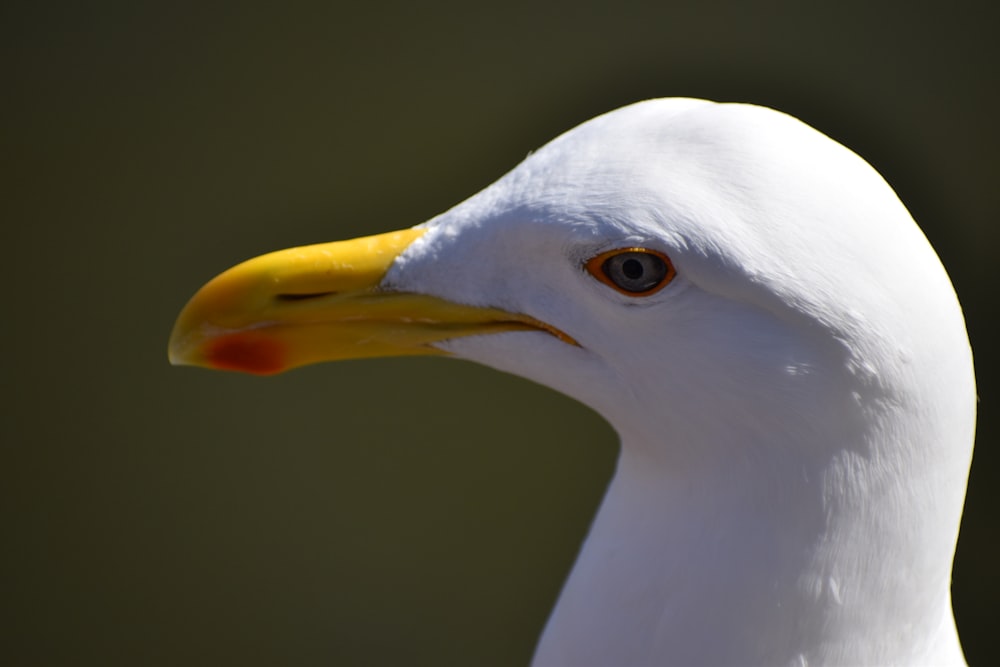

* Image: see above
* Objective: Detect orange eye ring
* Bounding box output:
[585,248,676,296]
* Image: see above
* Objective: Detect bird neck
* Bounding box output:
[532,429,966,666]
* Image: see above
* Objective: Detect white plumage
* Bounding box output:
[171,98,976,665]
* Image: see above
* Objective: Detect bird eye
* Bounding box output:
[585,248,675,296]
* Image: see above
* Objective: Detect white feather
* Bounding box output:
[385,99,975,666]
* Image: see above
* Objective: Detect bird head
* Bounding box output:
[170,98,971,473]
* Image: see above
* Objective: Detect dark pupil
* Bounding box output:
[622,258,644,279]
[602,251,667,293]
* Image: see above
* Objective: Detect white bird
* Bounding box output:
[169,98,976,666]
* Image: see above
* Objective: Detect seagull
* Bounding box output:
[169,98,976,666]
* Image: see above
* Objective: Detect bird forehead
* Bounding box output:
[396,99,922,334]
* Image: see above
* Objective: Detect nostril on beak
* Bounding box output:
[275,292,337,302]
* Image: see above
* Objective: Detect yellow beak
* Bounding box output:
[168,227,574,375]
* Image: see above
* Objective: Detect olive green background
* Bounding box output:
[4,1,997,665]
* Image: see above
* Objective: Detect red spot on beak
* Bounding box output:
[206,333,286,375]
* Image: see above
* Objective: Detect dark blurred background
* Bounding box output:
[3,1,997,665]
